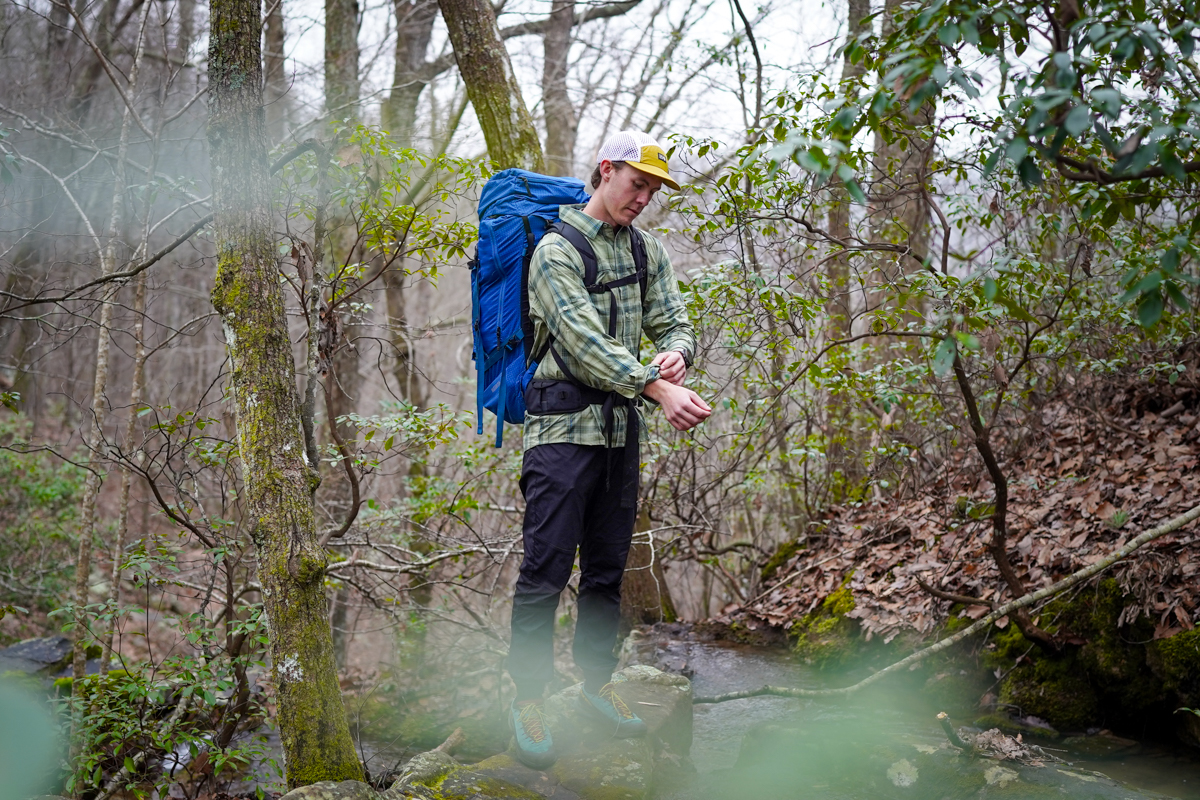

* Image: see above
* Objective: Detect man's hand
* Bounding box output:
[643,378,712,431]
[651,351,687,386]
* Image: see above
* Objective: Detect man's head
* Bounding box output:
[585,131,679,228]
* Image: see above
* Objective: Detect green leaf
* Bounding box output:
[1018,158,1043,186]
[1137,291,1163,328]
[999,297,1038,323]
[383,435,394,450]
[932,336,957,377]
[1118,271,1162,303]
[1091,87,1122,119]
[845,179,868,204]
[983,277,998,301]
[982,146,1003,177]
[1161,247,1181,274]
[1164,280,1191,311]
[937,23,960,46]
[1005,138,1027,165]
[1063,105,1091,137]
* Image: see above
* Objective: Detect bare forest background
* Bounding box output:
[1,0,1199,793]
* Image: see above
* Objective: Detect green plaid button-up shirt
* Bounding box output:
[523,204,696,450]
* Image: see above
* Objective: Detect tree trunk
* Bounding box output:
[541,0,576,176]
[382,0,438,145]
[100,271,149,676]
[620,508,676,629]
[437,0,544,171]
[870,0,935,296]
[264,0,288,140]
[821,0,871,494]
[207,0,363,785]
[824,0,870,338]
[325,0,361,122]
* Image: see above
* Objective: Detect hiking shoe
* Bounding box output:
[509,699,556,769]
[581,682,647,737]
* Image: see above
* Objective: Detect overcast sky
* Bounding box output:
[269,0,847,164]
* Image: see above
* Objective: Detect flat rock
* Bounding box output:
[0,637,72,675]
[388,666,693,800]
[279,780,381,800]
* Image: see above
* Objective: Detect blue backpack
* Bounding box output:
[469,169,647,447]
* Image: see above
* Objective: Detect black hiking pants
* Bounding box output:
[508,442,637,700]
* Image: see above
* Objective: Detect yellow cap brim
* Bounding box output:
[626,160,681,191]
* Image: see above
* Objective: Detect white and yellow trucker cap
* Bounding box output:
[596,131,680,190]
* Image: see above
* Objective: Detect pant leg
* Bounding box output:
[508,443,603,699]
[573,444,638,685]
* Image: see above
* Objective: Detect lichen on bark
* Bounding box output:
[206,0,362,786]
[437,0,544,171]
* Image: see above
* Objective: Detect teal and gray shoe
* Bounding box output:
[509,700,556,769]
[581,682,648,737]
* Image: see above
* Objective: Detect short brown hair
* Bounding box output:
[590,161,626,189]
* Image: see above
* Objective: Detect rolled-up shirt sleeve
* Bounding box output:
[529,236,652,398]
[640,235,696,361]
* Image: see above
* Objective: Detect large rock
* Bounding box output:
[0,637,72,675]
[279,781,381,800]
[387,665,692,800]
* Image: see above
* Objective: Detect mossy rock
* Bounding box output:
[790,578,859,669]
[280,780,382,800]
[999,656,1098,732]
[1149,627,1200,700]
[760,538,804,583]
[351,695,508,760]
[385,666,692,800]
[387,751,545,800]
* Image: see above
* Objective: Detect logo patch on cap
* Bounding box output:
[656,152,668,164]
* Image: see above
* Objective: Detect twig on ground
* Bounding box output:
[433,727,465,755]
[938,711,972,751]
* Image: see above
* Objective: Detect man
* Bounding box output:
[507,130,712,768]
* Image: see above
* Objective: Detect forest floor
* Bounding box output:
[729,379,1200,647]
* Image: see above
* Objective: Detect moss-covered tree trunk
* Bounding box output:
[438,0,544,171]
[206,0,363,786]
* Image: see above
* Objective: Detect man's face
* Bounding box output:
[600,161,663,226]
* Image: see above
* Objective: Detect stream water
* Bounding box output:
[634,632,1200,800]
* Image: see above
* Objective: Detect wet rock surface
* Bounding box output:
[670,718,1176,800]
[298,665,693,800]
[280,781,382,800]
[0,636,72,675]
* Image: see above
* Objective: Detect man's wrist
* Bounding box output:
[642,364,662,391]
[642,366,666,402]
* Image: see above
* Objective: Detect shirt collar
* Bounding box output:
[560,203,623,241]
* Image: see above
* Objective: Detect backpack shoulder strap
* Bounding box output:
[629,227,648,303]
[548,220,599,288]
